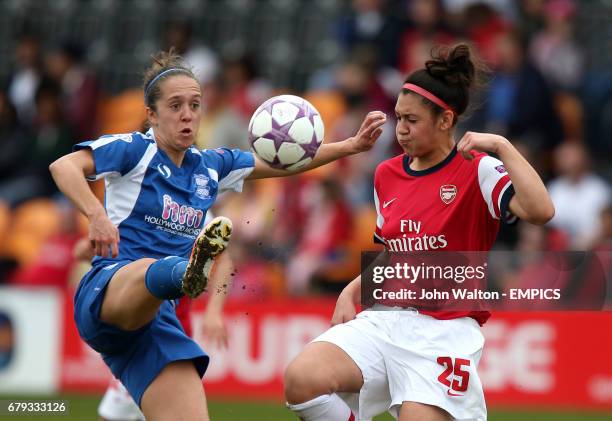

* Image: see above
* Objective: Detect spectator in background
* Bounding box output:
[460,2,511,65]
[529,0,583,92]
[595,204,612,250]
[45,42,100,141]
[335,0,404,69]
[223,56,272,120]
[286,178,354,295]
[7,33,42,125]
[196,74,249,151]
[269,177,312,256]
[161,20,219,86]
[591,205,612,308]
[479,30,563,152]
[0,81,74,207]
[334,52,394,119]
[397,0,454,75]
[517,0,547,40]
[0,91,30,190]
[443,0,517,25]
[329,55,396,206]
[498,221,570,310]
[548,141,611,249]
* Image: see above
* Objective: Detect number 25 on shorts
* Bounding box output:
[437,357,470,396]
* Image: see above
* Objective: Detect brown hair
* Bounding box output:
[143,48,197,110]
[402,44,488,124]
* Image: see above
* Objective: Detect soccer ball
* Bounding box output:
[248,95,324,170]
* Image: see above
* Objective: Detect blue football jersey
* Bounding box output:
[74,129,254,265]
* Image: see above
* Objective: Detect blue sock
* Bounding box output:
[144,256,188,300]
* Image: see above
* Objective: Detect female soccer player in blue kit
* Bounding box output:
[49,49,386,421]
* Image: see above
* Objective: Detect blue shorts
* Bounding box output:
[74,260,209,406]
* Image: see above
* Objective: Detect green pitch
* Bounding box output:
[0,395,609,420]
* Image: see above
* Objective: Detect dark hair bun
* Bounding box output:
[425,44,475,88]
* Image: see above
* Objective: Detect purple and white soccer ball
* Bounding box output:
[248,95,324,170]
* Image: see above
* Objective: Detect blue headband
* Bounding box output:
[144,68,189,103]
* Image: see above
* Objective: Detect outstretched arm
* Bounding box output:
[247,111,386,180]
[457,132,555,225]
[49,150,120,257]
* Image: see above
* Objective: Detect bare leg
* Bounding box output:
[141,360,209,421]
[398,402,450,421]
[284,341,364,404]
[100,258,161,330]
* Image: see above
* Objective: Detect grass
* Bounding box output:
[0,395,610,420]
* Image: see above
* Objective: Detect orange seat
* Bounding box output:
[303,91,348,180]
[304,90,347,133]
[4,199,61,266]
[98,89,147,134]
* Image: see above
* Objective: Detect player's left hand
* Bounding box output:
[457,131,509,160]
[201,310,228,348]
[349,111,387,153]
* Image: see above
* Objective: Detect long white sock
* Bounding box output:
[287,394,354,421]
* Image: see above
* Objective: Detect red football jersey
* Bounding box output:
[373,147,515,325]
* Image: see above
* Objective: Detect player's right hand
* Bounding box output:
[331,291,357,326]
[88,208,120,258]
[349,111,387,153]
[201,310,229,349]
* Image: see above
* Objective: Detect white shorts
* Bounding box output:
[312,308,486,421]
[98,378,145,421]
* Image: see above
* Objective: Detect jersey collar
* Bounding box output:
[403,146,457,177]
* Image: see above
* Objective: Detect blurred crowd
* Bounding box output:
[0,0,610,298]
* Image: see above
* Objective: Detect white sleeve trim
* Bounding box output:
[219,167,254,193]
[208,168,219,182]
[90,133,134,150]
[86,171,120,181]
[373,186,384,229]
[477,155,509,219]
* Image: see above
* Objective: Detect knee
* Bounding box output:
[284,359,338,404]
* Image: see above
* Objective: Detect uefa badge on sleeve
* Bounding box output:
[440,185,457,204]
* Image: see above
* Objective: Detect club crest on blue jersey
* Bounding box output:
[194,174,211,199]
[440,185,457,204]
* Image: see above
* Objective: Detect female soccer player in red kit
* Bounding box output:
[285,44,554,421]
